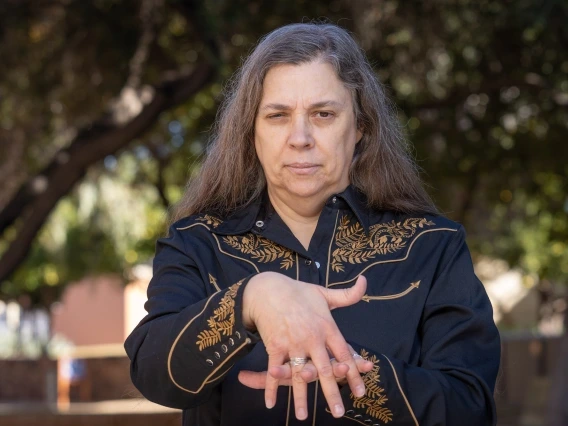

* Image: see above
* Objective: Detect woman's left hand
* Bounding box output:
[238,346,374,389]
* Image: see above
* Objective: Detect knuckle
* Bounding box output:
[292,371,306,384]
[325,391,341,402]
[266,344,285,356]
[318,364,334,378]
[335,350,353,362]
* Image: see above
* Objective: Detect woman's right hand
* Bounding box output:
[242,272,369,420]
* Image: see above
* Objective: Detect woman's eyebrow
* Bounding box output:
[260,100,344,111]
[309,100,344,109]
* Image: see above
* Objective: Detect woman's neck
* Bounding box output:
[267,187,327,251]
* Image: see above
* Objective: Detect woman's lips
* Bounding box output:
[285,163,320,175]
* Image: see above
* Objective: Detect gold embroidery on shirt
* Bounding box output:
[196,280,242,351]
[208,274,221,292]
[331,216,435,272]
[362,281,421,302]
[351,349,393,423]
[222,234,296,270]
[196,214,223,228]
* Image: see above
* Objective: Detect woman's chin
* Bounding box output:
[280,182,328,199]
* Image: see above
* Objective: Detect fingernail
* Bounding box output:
[266,399,273,409]
[356,385,365,397]
[334,404,344,417]
[297,408,307,419]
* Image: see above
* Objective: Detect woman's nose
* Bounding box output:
[287,115,314,149]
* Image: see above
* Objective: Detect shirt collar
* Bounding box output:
[213,184,371,236]
[335,185,371,234]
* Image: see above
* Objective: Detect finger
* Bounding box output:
[299,363,318,383]
[322,275,367,310]
[238,370,268,389]
[268,364,291,380]
[299,359,350,384]
[354,354,375,374]
[332,361,350,379]
[346,344,374,374]
[310,346,345,418]
[265,353,286,409]
[240,369,298,389]
[290,359,309,420]
[326,350,351,380]
[329,340,367,398]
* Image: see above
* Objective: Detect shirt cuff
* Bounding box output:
[168,274,261,393]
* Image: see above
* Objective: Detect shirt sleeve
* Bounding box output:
[124,224,260,409]
[339,226,501,426]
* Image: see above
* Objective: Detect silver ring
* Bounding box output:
[352,353,363,359]
[329,357,336,362]
[289,357,309,366]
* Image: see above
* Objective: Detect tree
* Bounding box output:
[0,0,567,421]
[0,0,353,303]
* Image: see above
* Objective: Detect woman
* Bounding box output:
[125,23,500,426]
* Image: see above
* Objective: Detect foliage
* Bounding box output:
[352,0,568,282]
[0,0,567,306]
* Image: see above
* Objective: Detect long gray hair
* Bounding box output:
[171,22,437,223]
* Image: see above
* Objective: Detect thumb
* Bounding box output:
[323,275,367,310]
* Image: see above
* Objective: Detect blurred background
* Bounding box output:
[0,0,566,425]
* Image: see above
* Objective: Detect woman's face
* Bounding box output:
[254,60,362,201]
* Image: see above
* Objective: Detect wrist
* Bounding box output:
[242,273,263,330]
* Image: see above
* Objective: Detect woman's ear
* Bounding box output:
[356,129,363,144]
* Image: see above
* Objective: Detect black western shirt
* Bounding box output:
[125,186,500,426]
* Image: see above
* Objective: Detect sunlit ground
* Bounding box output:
[0,398,179,415]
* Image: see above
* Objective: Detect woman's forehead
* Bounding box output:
[260,61,352,108]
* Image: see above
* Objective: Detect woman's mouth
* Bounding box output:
[285,163,320,175]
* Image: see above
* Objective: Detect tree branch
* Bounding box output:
[146,141,172,210]
[0,62,215,284]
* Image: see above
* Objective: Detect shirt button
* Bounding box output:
[305,259,312,265]
[332,196,337,203]
[255,220,264,228]
[315,261,320,269]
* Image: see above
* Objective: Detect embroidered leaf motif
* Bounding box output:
[213,302,233,322]
[196,280,243,351]
[216,319,235,336]
[347,349,393,423]
[332,216,435,272]
[207,318,217,329]
[366,382,386,399]
[335,216,365,247]
[368,406,393,423]
[196,214,223,228]
[222,234,296,270]
[196,329,221,351]
[280,256,295,270]
[226,283,240,298]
